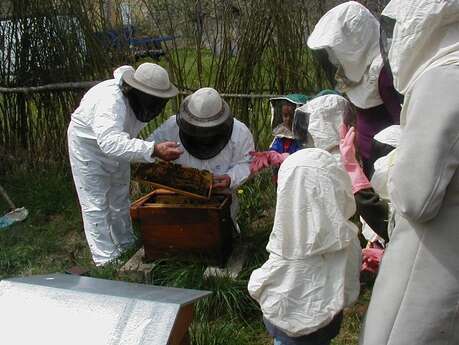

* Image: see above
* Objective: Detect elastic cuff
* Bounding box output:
[228,172,236,189]
[142,140,156,163]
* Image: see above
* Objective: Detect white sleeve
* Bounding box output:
[146,116,174,143]
[388,67,459,222]
[92,95,155,163]
[226,124,255,189]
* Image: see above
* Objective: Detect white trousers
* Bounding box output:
[68,123,136,265]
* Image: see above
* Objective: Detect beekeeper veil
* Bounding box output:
[308,1,384,109]
[248,149,360,336]
[382,0,459,97]
[269,94,309,139]
[176,88,234,160]
[379,15,396,78]
[292,106,311,148]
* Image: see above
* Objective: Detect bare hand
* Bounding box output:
[153,141,183,161]
[212,174,231,189]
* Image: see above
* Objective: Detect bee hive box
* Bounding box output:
[131,189,233,266]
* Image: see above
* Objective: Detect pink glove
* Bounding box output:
[249,151,289,174]
[250,151,269,174]
[268,151,289,165]
[339,126,372,194]
[361,247,384,274]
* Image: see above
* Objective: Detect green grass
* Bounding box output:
[0,165,83,278]
[0,166,369,345]
[191,318,271,345]
[0,163,136,280]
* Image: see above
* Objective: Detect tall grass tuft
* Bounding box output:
[190,319,269,345]
[150,257,260,322]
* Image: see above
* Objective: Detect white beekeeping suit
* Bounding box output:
[360,1,459,344]
[148,88,254,220]
[248,148,361,338]
[307,2,402,176]
[68,63,179,266]
[307,1,383,109]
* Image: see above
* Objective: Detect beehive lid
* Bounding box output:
[135,161,213,200]
[0,273,211,345]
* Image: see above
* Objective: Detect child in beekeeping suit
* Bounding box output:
[248,148,361,345]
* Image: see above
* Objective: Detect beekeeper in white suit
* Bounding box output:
[297,95,395,246]
[248,148,361,345]
[148,87,254,222]
[249,93,350,176]
[307,1,401,176]
[360,1,459,344]
[68,63,183,266]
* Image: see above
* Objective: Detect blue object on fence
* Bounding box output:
[129,35,175,47]
[95,25,175,55]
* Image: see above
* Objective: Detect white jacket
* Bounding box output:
[248,149,361,337]
[70,66,155,163]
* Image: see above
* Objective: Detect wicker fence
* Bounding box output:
[0,0,388,165]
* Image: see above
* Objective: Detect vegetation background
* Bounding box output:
[0,1,386,344]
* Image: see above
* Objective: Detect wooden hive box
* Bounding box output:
[131,189,233,266]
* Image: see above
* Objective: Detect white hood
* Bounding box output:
[373,125,401,147]
[383,0,459,95]
[343,55,384,109]
[113,65,135,85]
[308,1,380,83]
[248,149,360,336]
[301,94,349,156]
[267,148,357,257]
[371,126,401,200]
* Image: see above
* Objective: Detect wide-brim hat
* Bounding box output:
[122,62,178,98]
[177,87,233,136]
[269,93,310,106]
